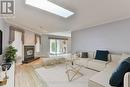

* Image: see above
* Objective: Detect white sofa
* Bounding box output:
[75,52,110,71]
[74,52,130,87]
[124,72,130,87]
[88,53,130,87]
[74,52,94,68]
[88,54,121,87]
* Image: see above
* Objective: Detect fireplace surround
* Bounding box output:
[22,45,39,63]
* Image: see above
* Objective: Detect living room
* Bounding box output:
[0,0,130,87]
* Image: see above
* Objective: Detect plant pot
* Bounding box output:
[5,59,12,63]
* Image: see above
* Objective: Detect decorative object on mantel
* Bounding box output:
[4,46,17,63]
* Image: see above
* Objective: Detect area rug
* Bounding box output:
[35,64,98,87]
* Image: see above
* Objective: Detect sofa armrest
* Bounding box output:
[105,61,111,66]
[124,72,130,87]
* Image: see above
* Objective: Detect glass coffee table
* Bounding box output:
[65,59,83,81]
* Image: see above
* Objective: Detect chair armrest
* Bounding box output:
[124,72,130,87]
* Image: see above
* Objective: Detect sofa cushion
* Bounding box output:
[118,53,130,64]
[74,58,92,67]
[95,50,109,61]
[81,52,88,58]
[88,63,116,87]
[87,59,108,71]
[88,52,95,58]
[109,57,130,87]
[111,54,121,64]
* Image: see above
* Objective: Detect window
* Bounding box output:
[35,36,40,52]
[50,39,57,54]
[12,31,23,57]
[25,0,74,18]
[50,39,67,55]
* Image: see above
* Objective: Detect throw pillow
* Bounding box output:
[95,50,109,61]
[109,57,130,87]
[81,52,88,58]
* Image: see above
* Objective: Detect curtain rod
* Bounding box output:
[48,37,68,40]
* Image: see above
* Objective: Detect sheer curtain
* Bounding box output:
[35,36,40,52]
[35,34,41,53]
[12,31,23,58]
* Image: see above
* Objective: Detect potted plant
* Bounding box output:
[4,46,17,63]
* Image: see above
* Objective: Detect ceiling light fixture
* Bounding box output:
[25,0,74,18]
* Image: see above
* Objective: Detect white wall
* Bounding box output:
[41,34,50,57]
[72,18,130,54]
[0,19,9,63]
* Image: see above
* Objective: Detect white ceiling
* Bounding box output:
[5,0,130,35]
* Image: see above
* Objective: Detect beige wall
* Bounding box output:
[23,30,42,58]
[24,31,35,45]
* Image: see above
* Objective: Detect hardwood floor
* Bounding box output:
[15,59,47,87]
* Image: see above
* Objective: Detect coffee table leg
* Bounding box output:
[66,68,83,81]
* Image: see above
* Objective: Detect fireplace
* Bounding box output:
[22,45,39,63]
[24,46,34,60]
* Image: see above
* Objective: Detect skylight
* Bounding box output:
[25,0,74,18]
